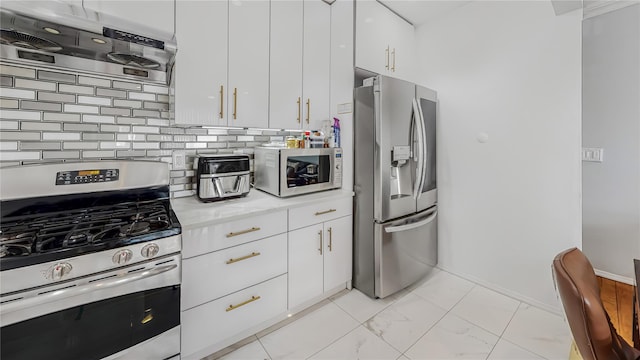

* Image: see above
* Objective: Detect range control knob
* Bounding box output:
[50,262,72,281]
[112,249,133,265]
[141,243,160,258]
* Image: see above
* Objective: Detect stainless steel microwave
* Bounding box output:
[254,147,342,197]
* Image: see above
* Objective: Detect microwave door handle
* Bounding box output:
[412,98,425,200]
[416,98,428,197]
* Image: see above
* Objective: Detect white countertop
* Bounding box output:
[171,189,354,229]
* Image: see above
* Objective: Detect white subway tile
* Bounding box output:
[83,150,115,158]
[117,134,146,141]
[0,109,40,120]
[142,84,169,94]
[132,126,160,134]
[1,151,40,161]
[43,151,80,159]
[64,104,99,114]
[0,141,18,150]
[63,142,99,150]
[101,125,130,133]
[78,96,111,106]
[78,76,111,87]
[237,136,255,141]
[21,122,61,131]
[197,136,218,142]
[147,118,170,126]
[0,121,18,130]
[113,81,142,90]
[59,84,94,95]
[0,98,18,109]
[0,132,40,140]
[42,132,81,141]
[186,142,207,149]
[132,142,160,149]
[83,115,115,124]
[113,99,142,108]
[14,78,56,91]
[100,142,131,149]
[44,112,81,122]
[0,64,35,78]
[0,88,36,99]
[128,92,155,101]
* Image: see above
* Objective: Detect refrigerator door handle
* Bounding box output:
[416,98,428,198]
[412,98,425,200]
[384,210,438,233]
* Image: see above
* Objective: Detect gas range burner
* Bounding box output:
[0,201,176,260]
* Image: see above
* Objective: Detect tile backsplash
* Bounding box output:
[0,62,295,198]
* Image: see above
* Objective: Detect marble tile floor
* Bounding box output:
[210,269,572,360]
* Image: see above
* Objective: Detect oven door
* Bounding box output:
[0,254,181,360]
[279,148,339,197]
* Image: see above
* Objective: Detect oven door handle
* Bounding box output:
[0,264,177,315]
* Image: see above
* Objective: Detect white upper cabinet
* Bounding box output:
[355,1,415,82]
[83,0,175,37]
[174,0,270,128]
[269,1,304,130]
[303,0,331,131]
[228,0,270,128]
[269,0,330,131]
[174,1,228,126]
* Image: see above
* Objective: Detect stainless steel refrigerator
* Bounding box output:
[353,74,438,299]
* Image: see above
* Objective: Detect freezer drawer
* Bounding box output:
[374,206,437,298]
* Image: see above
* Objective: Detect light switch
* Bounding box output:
[582,147,604,162]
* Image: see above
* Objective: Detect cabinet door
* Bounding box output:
[288,224,324,309]
[302,0,331,131]
[387,12,415,82]
[83,0,175,36]
[323,215,353,292]
[228,0,270,128]
[269,0,304,130]
[355,0,389,75]
[175,1,228,126]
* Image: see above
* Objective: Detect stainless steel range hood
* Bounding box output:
[0,1,176,85]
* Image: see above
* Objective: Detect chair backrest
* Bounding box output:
[552,247,640,360]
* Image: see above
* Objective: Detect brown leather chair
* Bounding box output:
[552,247,640,360]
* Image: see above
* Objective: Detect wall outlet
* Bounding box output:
[172,150,186,169]
[582,147,604,162]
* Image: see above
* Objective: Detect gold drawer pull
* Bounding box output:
[219,85,224,118]
[226,227,261,238]
[226,252,261,265]
[328,227,333,252]
[315,209,336,216]
[297,97,301,123]
[226,295,261,312]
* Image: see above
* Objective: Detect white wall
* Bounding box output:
[331,0,355,191]
[582,4,640,283]
[415,1,582,311]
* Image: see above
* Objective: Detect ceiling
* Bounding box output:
[378,0,474,26]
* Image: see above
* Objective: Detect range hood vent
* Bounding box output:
[0,2,176,85]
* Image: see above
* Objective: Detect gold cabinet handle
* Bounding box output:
[226,252,261,265]
[306,99,310,124]
[219,85,224,118]
[318,230,323,255]
[233,87,238,120]
[315,209,336,216]
[297,97,301,123]
[391,48,396,72]
[226,295,260,312]
[385,46,390,70]
[226,227,261,238]
[328,227,333,252]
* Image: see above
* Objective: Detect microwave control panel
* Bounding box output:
[333,149,343,187]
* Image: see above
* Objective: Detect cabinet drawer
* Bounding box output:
[182,233,287,310]
[182,210,287,258]
[181,274,287,358]
[288,197,352,230]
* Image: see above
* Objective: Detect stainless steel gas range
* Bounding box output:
[0,161,182,360]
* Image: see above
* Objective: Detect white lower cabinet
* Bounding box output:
[181,274,287,358]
